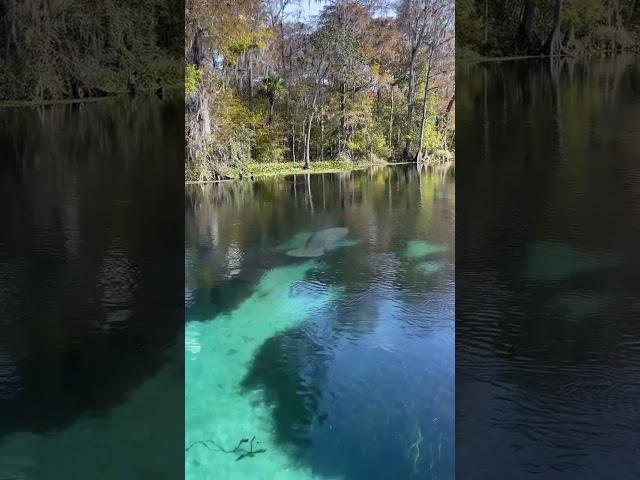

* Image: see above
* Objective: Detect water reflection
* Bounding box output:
[185,166,454,480]
[457,57,640,478]
[0,94,183,478]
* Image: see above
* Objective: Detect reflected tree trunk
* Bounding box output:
[306,173,314,213]
[548,59,565,160]
[483,66,489,164]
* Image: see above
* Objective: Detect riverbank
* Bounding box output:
[185,157,454,184]
[457,48,640,65]
[186,160,384,184]
[0,85,183,108]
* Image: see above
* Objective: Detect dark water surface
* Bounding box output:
[0,95,184,479]
[185,166,454,480]
[457,57,640,478]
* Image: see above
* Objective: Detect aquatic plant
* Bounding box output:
[186,436,267,462]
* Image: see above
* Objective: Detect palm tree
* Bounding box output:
[260,74,285,126]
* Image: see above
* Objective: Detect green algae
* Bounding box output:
[405,241,448,259]
[185,262,344,480]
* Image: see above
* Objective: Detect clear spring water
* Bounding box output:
[0,95,184,479]
[457,57,640,478]
[185,166,455,480]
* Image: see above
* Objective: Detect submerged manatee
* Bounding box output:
[286,227,349,258]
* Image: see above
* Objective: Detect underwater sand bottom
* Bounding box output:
[185,261,344,480]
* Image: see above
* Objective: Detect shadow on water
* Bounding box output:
[0,95,183,441]
[457,56,640,478]
[186,166,454,480]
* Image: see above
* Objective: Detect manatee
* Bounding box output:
[405,240,448,259]
[524,241,617,281]
[286,227,349,257]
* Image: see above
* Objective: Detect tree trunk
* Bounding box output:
[517,0,541,54]
[542,0,563,57]
[304,114,313,169]
[484,0,488,44]
[613,0,622,28]
[404,47,419,159]
[292,127,296,163]
[442,93,455,151]
[190,26,205,67]
[320,106,324,162]
[268,99,274,125]
[300,123,305,166]
[248,54,254,103]
[416,49,433,164]
[340,82,346,150]
[548,59,565,159]
[389,84,394,148]
[186,24,221,178]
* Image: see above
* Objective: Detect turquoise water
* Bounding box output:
[185,166,455,480]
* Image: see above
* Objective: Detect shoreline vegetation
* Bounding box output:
[0,86,184,109]
[185,157,454,184]
[457,50,640,67]
[0,1,182,104]
[185,0,455,183]
[459,0,640,60]
[186,159,380,183]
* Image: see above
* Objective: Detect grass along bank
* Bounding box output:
[186,159,384,183]
[185,155,454,183]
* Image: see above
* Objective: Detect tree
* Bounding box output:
[415,1,454,163]
[260,75,286,125]
[397,0,453,160]
[517,0,542,54]
[542,0,564,56]
[184,0,455,181]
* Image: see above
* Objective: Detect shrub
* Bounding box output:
[185,64,202,95]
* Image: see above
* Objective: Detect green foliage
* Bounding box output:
[222,30,272,63]
[1,0,182,101]
[185,65,202,95]
[227,125,254,168]
[593,25,634,48]
[314,24,371,89]
[255,131,285,163]
[346,123,391,162]
[420,98,444,155]
[185,0,454,181]
[459,0,640,56]
[457,0,485,48]
[564,0,605,35]
[259,75,286,102]
[232,160,378,179]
